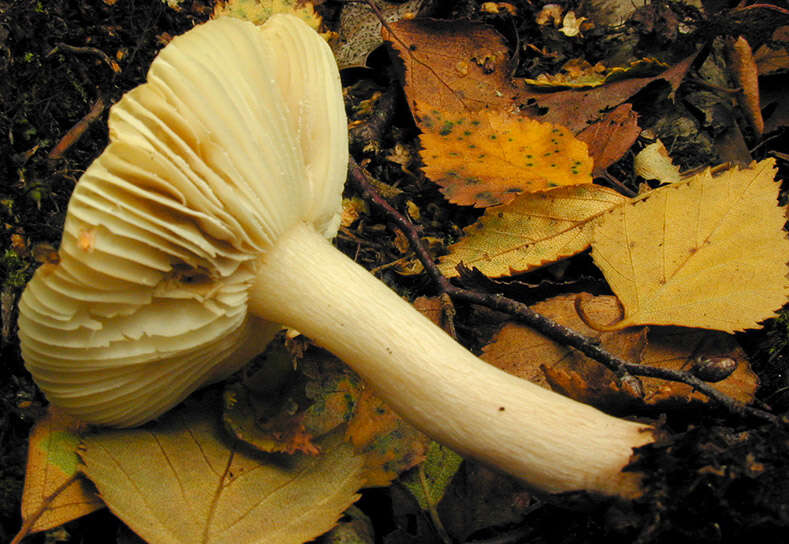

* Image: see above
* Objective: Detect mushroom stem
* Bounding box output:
[248,221,655,498]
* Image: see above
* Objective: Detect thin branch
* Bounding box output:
[349,160,781,424]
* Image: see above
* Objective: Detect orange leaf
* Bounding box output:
[726,36,764,137]
[383,19,518,115]
[420,108,593,206]
[19,409,103,536]
[576,103,640,176]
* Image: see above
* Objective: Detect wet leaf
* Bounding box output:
[19,409,103,535]
[590,159,789,332]
[80,393,365,544]
[420,109,593,207]
[439,184,627,277]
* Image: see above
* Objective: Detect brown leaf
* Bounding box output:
[19,409,103,535]
[590,159,789,332]
[419,108,593,207]
[439,184,627,277]
[726,36,764,137]
[80,393,365,544]
[383,19,519,115]
[481,294,758,410]
[576,103,641,176]
[333,0,427,68]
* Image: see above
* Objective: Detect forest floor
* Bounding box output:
[2,1,789,543]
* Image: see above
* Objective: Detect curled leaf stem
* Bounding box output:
[349,160,781,425]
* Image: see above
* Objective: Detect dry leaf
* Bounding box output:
[633,140,681,182]
[753,26,789,76]
[576,103,640,176]
[20,409,103,535]
[80,393,365,544]
[420,108,593,207]
[725,36,764,137]
[333,0,426,68]
[383,19,518,115]
[590,159,789,332]
[439,184,627,277]
[481,294,758,410]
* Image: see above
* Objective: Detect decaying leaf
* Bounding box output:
[576,103,641,176]
[590,159,789,332]
[420,108,593,207]
[523,58,669,89]
[400,441,464,511]
[333,0,427,68]
[345,389,430,487]
[224,347,362,455]
[481,294,758,410]
[19,409,103,535]
[212,0,321,30]
[439,184,627,277]
[80,392,365,544]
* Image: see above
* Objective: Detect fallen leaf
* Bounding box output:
[400,441,464,511]
[420,108,593,207]
[212,0,321,29]
[439,184,627,277]
[383,19,518,115]
[19,409,103,535]
[80,392,365,544]
[224,347,362,455]
[753,26,789,76]
[590,159,789,331]
[633,140,681,182]
[333,0,427,68]
[726,36,764,137]
[576,103,641,176]
[345,389,430,487]
[482,295,758,410]
[524,58,669,89]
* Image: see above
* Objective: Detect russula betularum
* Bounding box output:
[18,14,655,498]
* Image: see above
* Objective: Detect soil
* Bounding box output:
[1,1,789,543]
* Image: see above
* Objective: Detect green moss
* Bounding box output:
[1,249,29,289]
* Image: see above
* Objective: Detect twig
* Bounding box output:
[48,95,106,161]
[349,160,781,424]
[48,42,121,73]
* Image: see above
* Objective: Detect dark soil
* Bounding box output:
[2,1,789,543]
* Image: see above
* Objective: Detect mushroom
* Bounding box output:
[18,14,655,498]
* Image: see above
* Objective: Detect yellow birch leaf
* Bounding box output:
[590,159,789,332]
[439,184,627,277]
[420,109,593,207]
[19,409,103,535]
[80,393,365,544]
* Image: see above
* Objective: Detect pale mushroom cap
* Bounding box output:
[17,15,348,427]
